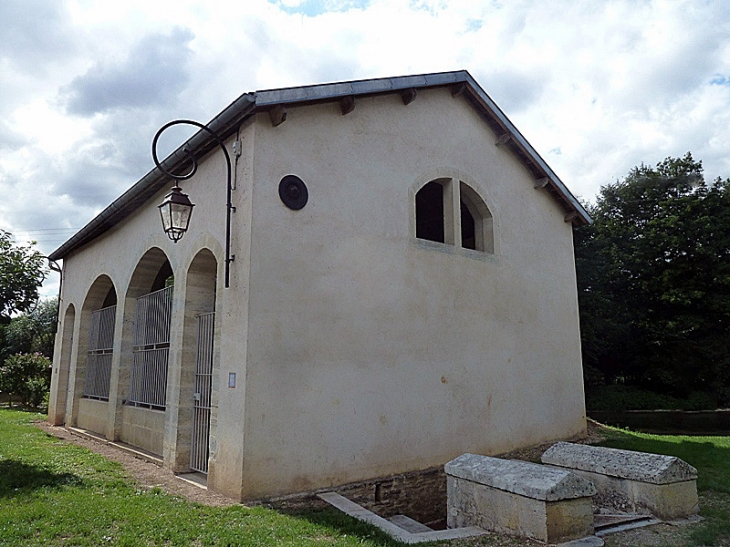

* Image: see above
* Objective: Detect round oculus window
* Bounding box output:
[278,175,308,210]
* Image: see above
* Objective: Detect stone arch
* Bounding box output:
[127,247,173,298]
[69,275,117,429]
[415,178,449,244]
[411,168,496,254]
[173,248,219,472]
[48,302,75,425]
[116,247,175,455]
[460,182,494,253]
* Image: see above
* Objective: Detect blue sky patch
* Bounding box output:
[466,19,483,32]
[271,0,370,16]
[710,74,730,86]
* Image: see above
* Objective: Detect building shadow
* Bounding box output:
[0,460,82,498]
[275,506,402,547]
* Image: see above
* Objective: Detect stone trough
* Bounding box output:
[445,453,597,543]
[541,442,699,520]
[317,444,699,545]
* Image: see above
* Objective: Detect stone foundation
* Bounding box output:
[336,467,446,526]
[77,397,109,436]
[119,405,165,456]
[263,466,448,527]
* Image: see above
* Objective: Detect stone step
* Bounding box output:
[389,514,433,533]
[593,513,654,531]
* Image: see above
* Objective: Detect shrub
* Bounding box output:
[585,384,717,411]
[586,385,681,410]
[0,352,52,408]
[582,364,605,387]
[718,388,730,409]
[684,391,716,411]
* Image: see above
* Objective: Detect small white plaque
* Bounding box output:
[228,372,236,388]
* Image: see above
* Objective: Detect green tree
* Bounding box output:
[0,352,52,408]
[576,153,730,404]
[0,298,58,362]
[0,230,47,321]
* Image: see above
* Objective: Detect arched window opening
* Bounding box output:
[151,259,174,292]
[415,181,444,244]
[101,286,117,308]
[414,177,494,254]
[81,277,117,402]
[460,182,494,254]
[183,249,218,475]
[460,200,476,250]
[129,258,174,410]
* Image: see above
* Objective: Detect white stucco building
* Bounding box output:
[47,71,591,501]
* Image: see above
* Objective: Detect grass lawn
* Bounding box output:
[0,408,400,547]
[598,425,730,547]
[2,408,730,547]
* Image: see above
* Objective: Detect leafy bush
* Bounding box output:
[0,352,51,408]
[718,388,730,409]
[684,390,717,411]
[1,298,57,362]
[582,364,605,388]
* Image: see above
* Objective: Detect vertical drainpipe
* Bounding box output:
[47,258,63,335]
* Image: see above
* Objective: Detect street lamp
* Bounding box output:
[158,186,195,243]
[152,119,234,287]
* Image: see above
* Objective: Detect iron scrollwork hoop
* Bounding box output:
[151,119,235,288]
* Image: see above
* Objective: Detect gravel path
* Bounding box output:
[35,421,236,507]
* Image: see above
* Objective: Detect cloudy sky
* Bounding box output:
[2,0,730,296]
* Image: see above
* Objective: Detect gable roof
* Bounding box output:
[49,70,590,261]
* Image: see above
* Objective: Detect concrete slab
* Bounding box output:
[542,442,697,484]
[595,518,662,537]
[176,472,208,489]
[389,514,432,533]
[317,491,487,544]
[445,453,596,500]
[593,513,653,531]
[556,536,604,547]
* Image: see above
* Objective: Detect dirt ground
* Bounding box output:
[34,421,237,507]
[34,420,703,546]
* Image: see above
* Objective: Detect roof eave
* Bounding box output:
[48,94,256,261]
[253,70,590,226]
[50,70,590,261]
[456,73,591,226]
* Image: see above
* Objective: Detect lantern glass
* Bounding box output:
[158,186,195,242]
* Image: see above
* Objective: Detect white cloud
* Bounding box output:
[61,28,195,116]
[1,0,730,299]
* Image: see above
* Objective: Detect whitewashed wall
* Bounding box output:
[49,86,586,501]
[238,88,586,498]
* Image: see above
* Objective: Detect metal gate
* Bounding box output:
[190,312,214,473]
[129,286,173,408]
[84,305,116,400]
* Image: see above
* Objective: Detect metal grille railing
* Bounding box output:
[190,312,215,473]
[84,305,116,400]
[129,286,173,409]
[134,286,173,347]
